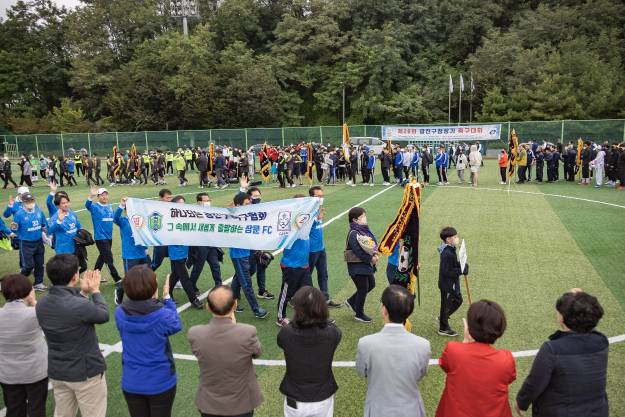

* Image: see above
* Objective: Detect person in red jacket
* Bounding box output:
[436,299,516,417]
[499,149,509,184]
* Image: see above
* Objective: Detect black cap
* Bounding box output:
[21,192,35,202]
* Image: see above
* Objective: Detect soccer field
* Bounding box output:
[1,166,624,417]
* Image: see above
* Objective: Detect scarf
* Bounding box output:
[350,222,378,255]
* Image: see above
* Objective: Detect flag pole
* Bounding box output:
[448,79,451,124]
[458,76,462,124]
[463,275,473,305]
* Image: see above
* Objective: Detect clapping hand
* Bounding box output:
[239,176,249,190]
[49,182,58,193]
[80,270,102,295]
[8,195,14,207]
[120,197,128,208]
[89,187,97,198]
[318,207,326,220]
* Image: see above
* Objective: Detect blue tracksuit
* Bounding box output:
[411,152,421,168]
[281,238,310,268]
[435,152,448,168]
[309,218,324,253]
[0,220,11,236]
[113,207,148,261]
[367,155,375,170]
[85,200,114,240]
[67,160,75,174]
[47,211,80,254]
[13,208,47,242]
[394,152,403,168]
[46,194,57,217]
[168,245,188,261]
[3,201,23,218]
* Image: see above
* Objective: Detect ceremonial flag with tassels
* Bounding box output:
[305,143,314,182]
[507,129,519,177]
[378,180,421,331]
[386,139,393,155]
[259,144,271,181]
[575,138,583,175]
[112,145,121,177]
[208,143,215,179]
[341,123,351,159]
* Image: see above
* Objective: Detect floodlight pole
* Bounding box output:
[182,16,189,37]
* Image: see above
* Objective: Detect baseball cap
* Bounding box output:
[21,192,35,202]
[96,188,108,195]
[17,186,29,195]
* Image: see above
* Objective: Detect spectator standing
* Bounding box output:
[435,300,516,417]
[278,287,341,417]
[498,150,508,184]
[36,254,109,417]
[516,290,608,417]
[0,274,48,417]
[188,285,263,417]
[356,285,431,417]
[468,145,483,187]
[116,266,182,417]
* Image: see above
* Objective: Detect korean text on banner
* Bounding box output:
[382,124,501,142]
[125,197,320,250]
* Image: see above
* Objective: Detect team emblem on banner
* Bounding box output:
[295,213,310,229]
[131,215,144,228]
[277,211,292,231]
[148,212,163,232]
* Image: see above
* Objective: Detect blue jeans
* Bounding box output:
[231,257,259,312]
[249,251,266,294]
[124,258,148,273]
[309,250,329,300]
[19,240,45,285]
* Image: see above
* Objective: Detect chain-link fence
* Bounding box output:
[2,120,624,157]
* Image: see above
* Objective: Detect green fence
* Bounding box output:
[2,120,624,156]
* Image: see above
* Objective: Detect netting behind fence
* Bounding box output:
[2,120,624,157]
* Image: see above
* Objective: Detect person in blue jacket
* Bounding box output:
[366,150,376,186]
[115,265,182,417]
[435,145,449,185]
[114,198,149,304]
[411,148,421,180]
[167,195,203,310]
[229,192,268,319]
[394,147,404,183]
[276,194,313,327]
[86,187,122,288]
[12,192,48,291]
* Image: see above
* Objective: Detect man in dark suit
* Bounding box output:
[187,286,263,417]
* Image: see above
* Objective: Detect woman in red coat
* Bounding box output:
[436,299,516,417]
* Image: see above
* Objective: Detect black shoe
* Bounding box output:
[192,299,204,310]
[236,305,244,313]
[327,300,342,308]
[354,314,372,323]
[344,299,354,312]
[194,291,201,299]
[114,287,124,305]
[438,328,458,337]
[258,290,275,300]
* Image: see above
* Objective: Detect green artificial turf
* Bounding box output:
[0,165,623,416]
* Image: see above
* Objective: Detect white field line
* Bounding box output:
[431,184,625,210]
[97,334,625,368]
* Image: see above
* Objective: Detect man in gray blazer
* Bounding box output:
[356,285,431,417]
[188,285,263,417]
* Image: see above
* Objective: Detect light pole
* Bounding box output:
[171,0,199,37]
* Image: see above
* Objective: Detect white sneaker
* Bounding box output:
[369,183,374,186]
[383,182,390,186]
[346,180,352,185]
[500,181,506,185]
[33,283,48,292]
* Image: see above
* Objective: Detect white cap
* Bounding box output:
[96,187,108,195]
[17,186,29,195]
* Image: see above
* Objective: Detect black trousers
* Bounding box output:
[347,274,375,317]
[151,246,169,271]
[123,385,176,417]
[94,240,121,281]
[421,165,429,183]
[188,246,222,290]
[277,267,312,320]
[3,173,17,188]
[439,290,463,331]
[499,167,507,182]
[169,259,197,303]
[535,163,543,182]
[381,167,390,183]
[1,377,48,417]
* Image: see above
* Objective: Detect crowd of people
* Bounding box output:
[3,137,625,192]
[0,170,613,417]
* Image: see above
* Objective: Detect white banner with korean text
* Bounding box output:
[125,197,320,250]
[382,124,502,142]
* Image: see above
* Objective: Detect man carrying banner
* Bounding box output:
[308,186,341,309]
[229,192,268,319]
